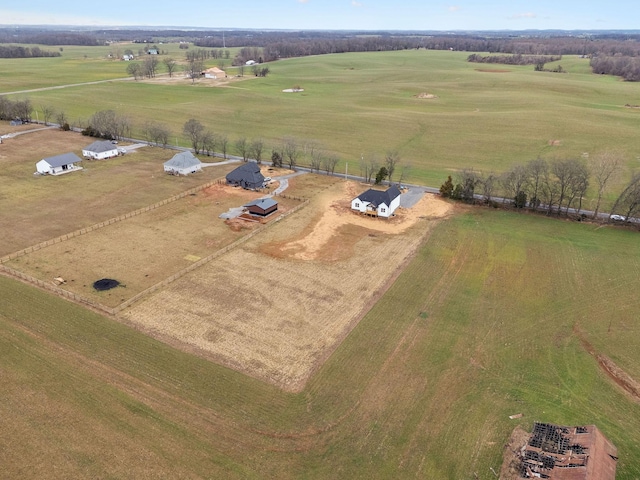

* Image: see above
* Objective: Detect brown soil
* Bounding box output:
[415,92,438,99]
[475,69,510,73]
[500,426,530,480]
[122,181,453,391]
[574,324,640,402]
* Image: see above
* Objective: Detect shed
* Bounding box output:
[82,140,119,160]
[226,162,265,190]
[36,152,83,175]
[351,186,401,218]
[163,151,202,175]
[203,67,227,79]
[244,197,278,216]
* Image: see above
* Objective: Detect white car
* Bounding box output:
[610,214,626,221]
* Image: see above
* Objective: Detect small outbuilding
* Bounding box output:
[163,151,202,175]
[82,140,119,160]
[203,67,227,79]
[226,162,265,190]
[36,152,83,175]
[351,186,401,218]
[244,197,278,216]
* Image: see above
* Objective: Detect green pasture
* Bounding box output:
[2,208,640,478]
[4,48,640,197]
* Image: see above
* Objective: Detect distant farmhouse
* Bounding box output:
[351,186,401,218]
[515,422,617,479]
[36,153,83,175]
[202,67,227,79]
[82,140,119,160]
[163,151,202,176]
[244,198,278,217]
[226,162,265,190]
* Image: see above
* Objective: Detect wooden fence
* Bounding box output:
[0,180,219,264]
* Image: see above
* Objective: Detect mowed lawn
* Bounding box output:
[2,207,640,478]
[7,48,640,196]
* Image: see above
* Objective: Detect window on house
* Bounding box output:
[355,202,359,208]
[381,208,386,212]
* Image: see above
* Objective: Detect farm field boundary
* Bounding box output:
[0,179,221,265]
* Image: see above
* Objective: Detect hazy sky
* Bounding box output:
[1,1,638,30]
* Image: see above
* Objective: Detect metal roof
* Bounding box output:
[84,140,118,153]
[164,151,202,168]
[41,152,82,167]
[244,197,278,209]
[355,186,401,208]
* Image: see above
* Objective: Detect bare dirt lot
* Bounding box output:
[121,180,453,391]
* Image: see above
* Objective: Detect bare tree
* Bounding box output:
[183,118,205,153]
[12,99,32,123]
[250,138,264,164]
[456,168,480,203]
[551,158,589,215]
[235,137,249,161]
[143,56,159,78]
[479,172,498,204]
[143,121,171,147]
[397,163,411,187]
[201,130,216,156]
[218,134,229,159]
[184,59,204,84]
[610,173,640,222]
[38,104,54,125]
[310,149,324,173]
[55,111,69,129]
[89,109,129,139]
[323,154,339,175]
[384,151,400,184]
[525,158,548,209]
[501,164,529,205]
[363,154,379,184]
[126,62,143,80]
[163,57,177,77]
[590,151,622,219]
[283,137,301,170]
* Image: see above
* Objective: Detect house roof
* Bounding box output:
[41,152,82,167]
[84,140,117,153]
[203,67,225,75]
[164,151,202,169]
[244,198,278,210]
[226,162,265,187]
[355,186,401,208]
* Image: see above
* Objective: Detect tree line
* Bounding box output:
[0,45,61,58]
[438,152,640,222]
[467,53,562,65]
[590,55,640,81]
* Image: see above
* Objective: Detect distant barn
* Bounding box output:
[226,162,265,190]
[244,198,278,216]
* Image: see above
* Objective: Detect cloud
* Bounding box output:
[448,6,461,12]
[297,0,309,3]
[509,12,537,20]
[352,1,363,7]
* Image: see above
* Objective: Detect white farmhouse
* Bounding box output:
[36,153,83,175]
[351,186,401,218]
[163,151,202,175]
[82,140,119,160]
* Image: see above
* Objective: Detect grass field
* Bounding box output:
[0,128,238,256]
[2,207,640,478]
[4,48,640,199]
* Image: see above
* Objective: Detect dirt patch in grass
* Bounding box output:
[121,180,453,391]
[575,324,640,403]
[475,68,511,73]
[500,426,530,480]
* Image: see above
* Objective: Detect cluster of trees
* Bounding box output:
[590,55,640,81]
[467,53,561,65]
[0,45,61,58]
[440,153,634,220]
[0,97,33,122]
[82,110,131,141]
[185,48,230,62]
[232,47,263,65]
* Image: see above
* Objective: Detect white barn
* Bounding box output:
[82,140,119,160]
[36,153,83,175]
[163,151,202,175]
[351,186,402,218]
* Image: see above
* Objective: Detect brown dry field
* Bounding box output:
[122,179,453,391]
[0,128,238,257]
[6,184,298,307]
